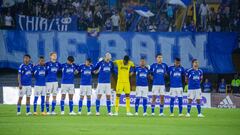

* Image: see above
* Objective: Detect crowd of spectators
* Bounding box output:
[0,0,239,32]
[202,74,240,93]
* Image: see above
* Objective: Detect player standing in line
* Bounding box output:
[113,55,135,116]
[185,59,204,118]
[150,53,168,116]
[33,56,47,115]
[78,58,94,115]
[94,53,114,116]
[45,52,61,115]
[60,56,77,115]
[17,54,33,116]
[134,58,150,116]
[168,58,185,117]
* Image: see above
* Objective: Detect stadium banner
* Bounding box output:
[211,93,240,108]
[0,30,238,73]
[3,87,211,108]
[16,15,78,31]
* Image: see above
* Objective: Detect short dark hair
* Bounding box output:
[124,55,130,62]
[156,53,162,58]
[175,57,180,61]
[140,57,145,60]
[192,59,198,64]
[67,56,74,63]
[24,54,31,59]
[86,58,92,63]
[39,56,44,59]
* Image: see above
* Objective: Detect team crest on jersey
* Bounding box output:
[103,67,110,71]
[193,75,200,80]
[120,66,128,70]
[84,70,91,75]
[39,71,45,76]
[25,71,32,75]
[51,67,58,72]
[66,68,73,73]
[139,73,147,77]
[173,72,181,77]
[156,69,164,73]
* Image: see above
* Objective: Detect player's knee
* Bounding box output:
[188,99,193,104]
[18,97,22,101]
[68,94,73,100]
[116,94,121,97]
[106,95,111,100]
[160,98,164,103]
[18,97,22,104]
[196,99,201,104]
[97,94,102,99]
[52,96,57,100]
[61,94,66,100]
[26,97,30,103]
[125,94,130,97]
[152,95,156,100]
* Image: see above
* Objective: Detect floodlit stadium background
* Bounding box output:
[0,0,240,135]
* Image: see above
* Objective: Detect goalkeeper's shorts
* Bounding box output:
[116,82,130,94]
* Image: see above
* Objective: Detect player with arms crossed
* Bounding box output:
[168,58,185,117]
[134,58,150,116]
[45,52,61,115]
[78,58,94,115]
[94,53,114,116]
[60,56,77,115]
[17,54,33,116]
[150,53,168,116]
[185,59,204,118]
[33,56,47,115]
[114,55,135,116]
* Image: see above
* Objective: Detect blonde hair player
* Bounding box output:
[45,52,61,115]
[94,53,114,116]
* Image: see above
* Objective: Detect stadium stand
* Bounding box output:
[0,0,239,32]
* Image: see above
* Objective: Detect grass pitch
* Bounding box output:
[0,105,239,135]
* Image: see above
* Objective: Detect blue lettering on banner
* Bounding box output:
[0,30,237,73]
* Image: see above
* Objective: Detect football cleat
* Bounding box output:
[198,113,205,118]
[96,112,100,116]
[60,111,65,115]
[108,112,113,116]
[26,112,32,116]
[87,112,92,116]
[113,112,119,116]
[159,113,165,117]
[51,112,57,115]
[126,112,133,116]
[143,113,148,116]
[69,112,77,116]
[41,112,47,116]
[178,114,184,117]
[185,113,191,117]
